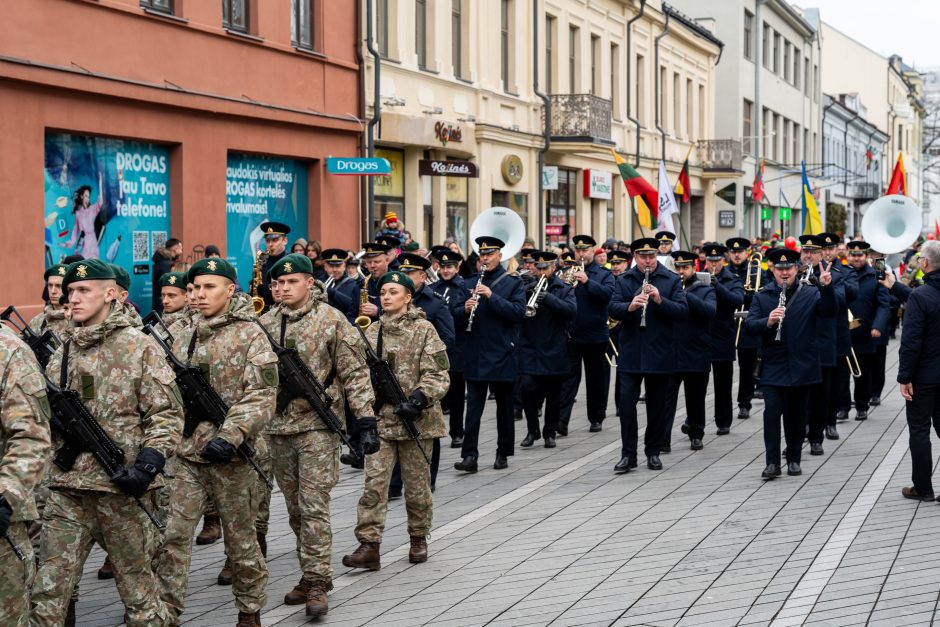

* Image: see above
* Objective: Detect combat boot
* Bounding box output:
[256,532,267,558]
[235,611,261,626]
[306,580,330,617]
[64,600,76,627]
[342,542,380,570]
[196,515,222,545]
[409,536,428,563]
[97,555,114,579]
[218,557,233,585]
[284,577,312,605]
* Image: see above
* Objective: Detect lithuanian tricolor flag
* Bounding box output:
[675,145,692,203]
[887,151,907,196]
[612,149,659,228]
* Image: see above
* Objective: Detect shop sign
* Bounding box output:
[760,207,772,221]
[434,121,463,145]
[419,160,478,178]
[545,224,568,236]
[542,166,559,190]
[718,210,736,228]
[716,182,736,205]
[225,153,309,292]
[500,154,524,185]
[326,157,391,176]
[779,207,792,220]
[583,169,613,200]
[44,132,172,311]
[375,149,404,197]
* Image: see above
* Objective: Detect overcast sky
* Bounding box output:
[800,0,940,69]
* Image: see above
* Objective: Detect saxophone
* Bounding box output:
[250,250,268,315]
[354,276,372,329]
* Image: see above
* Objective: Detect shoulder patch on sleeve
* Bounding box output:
[260,365,279,388]
[432,349,450,371]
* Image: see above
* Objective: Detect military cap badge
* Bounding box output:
[169,275,177,285]
[392,273,400,282]
[58,266,67,275]
[284,262,293,273]
[76,265,88,278]
[207,260,218,271]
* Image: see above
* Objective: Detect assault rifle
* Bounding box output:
[142,323,274,490]
[0,494,25,560]
[44,372,165,530]
[254,321,354,452]
[355,325,430,465]
[1,306,60,370]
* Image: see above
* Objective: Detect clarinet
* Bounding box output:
[774,285,788,342]
[466,275,484,333]
[639,268,652,329]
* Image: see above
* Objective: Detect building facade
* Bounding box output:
[363,0,722,252]
[2,0,362,316]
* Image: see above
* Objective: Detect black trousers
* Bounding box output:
[737,348,758,409]
[836,358,851,412]
[907,383,940,496]
[446,370,466,438]
[664,371,710,442]
[559,341,611,427]
[389,438,442,491]
[462,380,515,459]
[851,352,875,412]
[521,374,564,439]
[711,361,734,429]
[514,374,531,413]
[762,384,810,466]
[618,372,670,458]
[807,366,834,444]
[870,344,887,400]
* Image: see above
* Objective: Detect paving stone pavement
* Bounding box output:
[69,340,939,626]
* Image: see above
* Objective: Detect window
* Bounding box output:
[743,99,753,154]
[673,72,681,135]
[743,10,754,60]
[222,0,248,32]
[568,26,579,93]
[813,64,819,102]
[547,169,578,246]
[416,0,427,68]
[611,44,621,117]
[804,128,809,161]
[698,84,705,140]
[773,32,780,74]
[783,42,791,82]
[291,0,313,49]
[686,78,693,139]
[141,0,173,13]
[452,0,463,78]
[545,16,555,93]
[804,58,810,95]
[772,113,779,160]
[501,0,512,90]
[793,51,800,89]
[812,132,818,162]
[762,23,771,69]
[376,0,389,58]
[636,54,646,124]
[762,107,771,159]
[590,35,600,95]
[782,119,790,163]
[660,65,667,126]
[792,123,799,163]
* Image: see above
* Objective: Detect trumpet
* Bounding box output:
[525,276,547,317]
[639,268,651,328]
[735,252,763,347]
[354,275,372,329]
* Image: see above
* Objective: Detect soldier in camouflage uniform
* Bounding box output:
[343,271,449,570]
[110,264,144,328]
[263,254,377,617]
[32,259,182,627]
[29,263,70,336]
[0,326,52,626]
[154,257,277,627]
[159,271,189,329]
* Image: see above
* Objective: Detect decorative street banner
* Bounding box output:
[44,132,171,311]
[225,153,309,291]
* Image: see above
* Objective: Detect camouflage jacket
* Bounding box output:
[262,290,374,435]
[29,304,69,337]
[0,327,52,521]
[121,302,144,329]
[172,293,277,462]
[46,306,183,493]
[365,307,449,440]
[165,306,196,342]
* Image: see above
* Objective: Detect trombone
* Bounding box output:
[847,348,862,378]
[605,316,620,367]
[734,252,763,347]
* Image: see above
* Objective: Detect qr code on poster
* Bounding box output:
[152,231,168,253]
[133,231,150,262]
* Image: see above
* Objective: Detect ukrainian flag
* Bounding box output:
[801,161,823,235]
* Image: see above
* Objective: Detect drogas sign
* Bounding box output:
[326,157,392,176]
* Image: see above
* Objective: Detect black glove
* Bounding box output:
[200,437,237,464]
[114,448,165,499]
[0,494,12,537]
[393,389,429,421]
[358,416,380,455]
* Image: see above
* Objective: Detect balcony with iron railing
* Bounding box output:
[852,182,880,200]
[697,139,743,173]
[544,94,613,143]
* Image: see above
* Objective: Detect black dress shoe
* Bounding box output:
[450,436,464,448]
[690,438,703,450]
[680,422,690,435]
[520,433,537,448]
[494,454,508,470]
[835,409,848,421]
[716,426,731,435]
[661,444,671,454]
[613,456,635,473]
[388,485,402,499]
[514,410,523,421]
[454,456,478,473]
[902,486,936,501]
[544,436,556,448]
[870,397,881,407]
[647,455,663,470]
[825,426,839,440]
[340,451,364,469]
[787,462,802,476]
[737,407,750,420]
[762,464,781,479]
[855,409,868,421]
[589,421,602,432]
[810,442,824,456]
[556,425,568,437]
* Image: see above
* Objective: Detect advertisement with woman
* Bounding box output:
[44,133,172,310]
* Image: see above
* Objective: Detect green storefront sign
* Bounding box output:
[779,207,792,220]
[760,207,772,221]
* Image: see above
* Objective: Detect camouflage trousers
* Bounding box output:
[31,489,171,627]
[155,458,267,618]
[0,522,34,626]
[355,437,434,543]
[269,429,339,583]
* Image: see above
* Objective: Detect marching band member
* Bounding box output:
[821,232,858,430]
[704,243,744,436]
[350,241,392,325]
[608,250,630,412]
[726,237,761,419]
[320,248,358,314]
[656,231,677,273]
[431,250,470,449]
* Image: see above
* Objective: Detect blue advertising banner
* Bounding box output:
[225,154,309,290]
[44,133,172,311]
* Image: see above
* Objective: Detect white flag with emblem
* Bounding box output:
[657,160,679,234]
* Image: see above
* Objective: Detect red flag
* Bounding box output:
[675,146,692,203]
[611,150,659,227]
[887,152,907,196]
[935,219,940,238]
[752,159,765,203]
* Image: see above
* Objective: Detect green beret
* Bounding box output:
[377,271,414,295]
[187,257,237,284]
[159,272,187,290]
[62,259,116,291]
[268,253,313,282]
[44,264,69,281]
[109,264,131,291]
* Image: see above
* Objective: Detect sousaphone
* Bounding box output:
[861,194,922,254]
[469,206,526,260]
